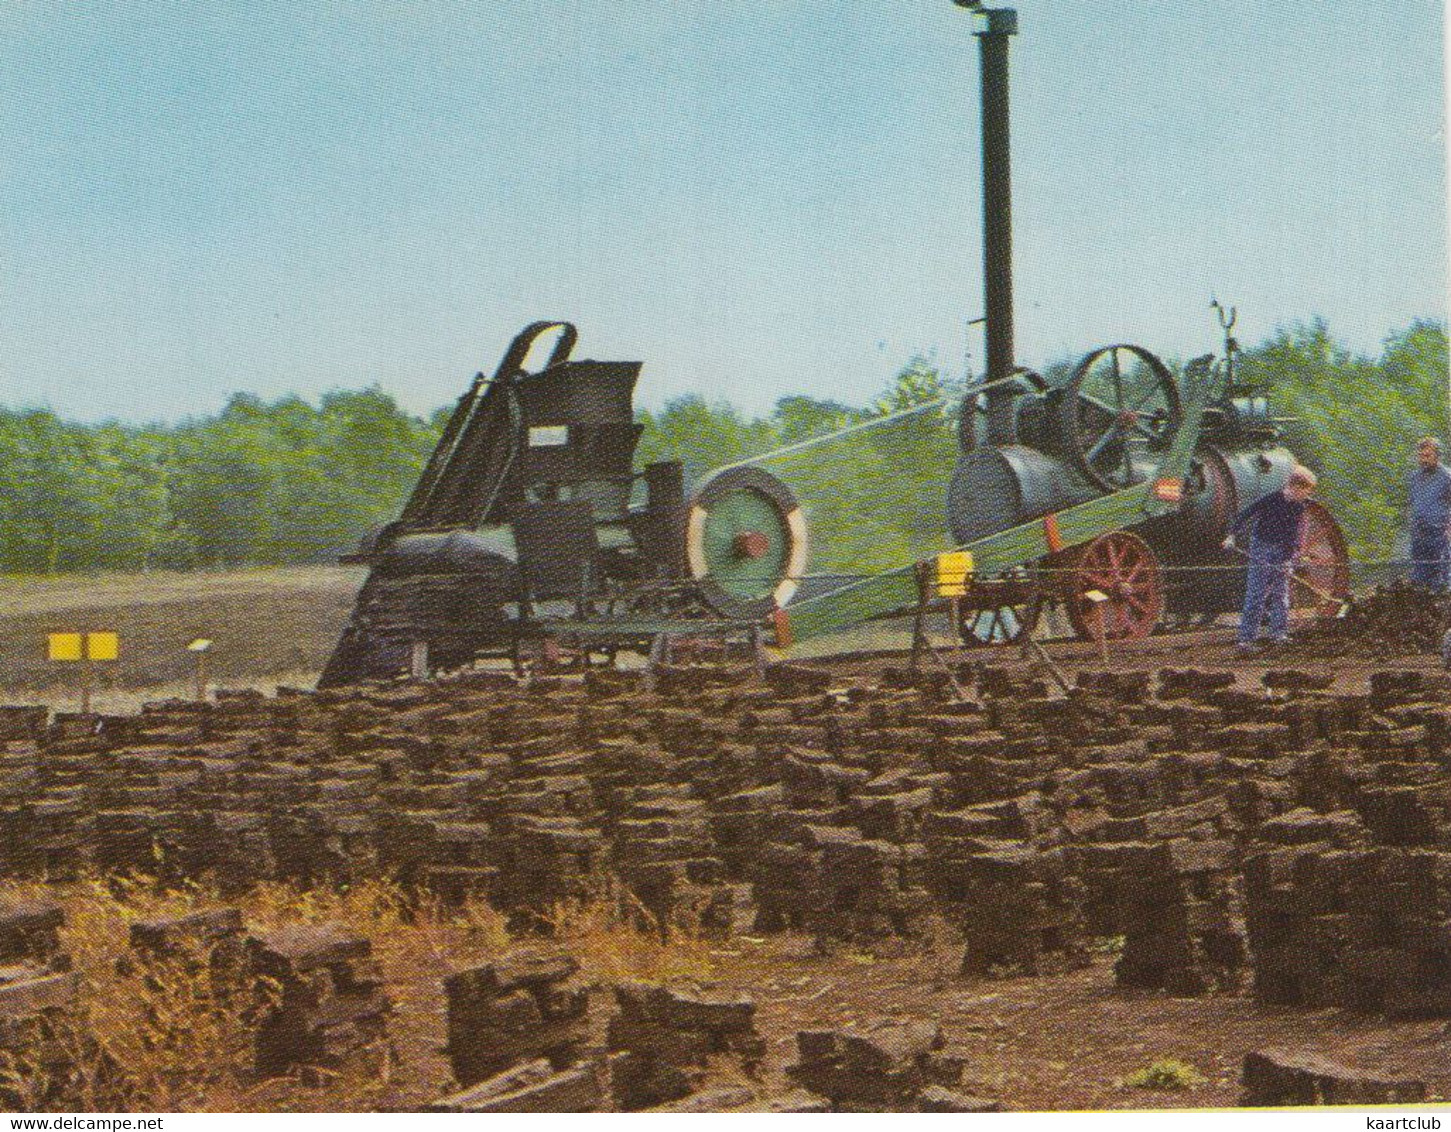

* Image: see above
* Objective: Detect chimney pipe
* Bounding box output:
[975,7,1019,444]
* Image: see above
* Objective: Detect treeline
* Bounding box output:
[1242,318,1447,560]
[0,320,1442,575]
[0,390,443,573]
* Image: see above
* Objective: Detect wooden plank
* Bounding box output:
[783,484,1152,643]
[779,359,1230,647]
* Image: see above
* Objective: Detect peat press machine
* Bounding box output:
[318,321,809,687]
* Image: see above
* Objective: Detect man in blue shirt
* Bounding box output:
[1223,465,1317,653]
[1409,437,1451,591]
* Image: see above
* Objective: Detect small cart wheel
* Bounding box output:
[1062,530,1164,641]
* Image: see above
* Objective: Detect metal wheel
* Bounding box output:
[1055,345,1181,491]
[957,603,1033,647]
[685,465,808,619]
[1062,530,1164,641]
[958,368,1047,451]
[1291,500,1351,620]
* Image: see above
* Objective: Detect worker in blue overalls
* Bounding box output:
[1223,465,1317,654]
[1409,437,1451,592]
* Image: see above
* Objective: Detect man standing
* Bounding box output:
[1223,466,1318,654]
[1408,437,1451,592]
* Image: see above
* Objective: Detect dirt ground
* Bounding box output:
[716,938,1451,1110]
[0,566,364,708]
[715,628,1451,1110]
[326,924,1451,1111]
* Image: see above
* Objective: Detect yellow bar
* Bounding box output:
[935,551,974,597]
[86,632,120,661]
[47,633,83,662]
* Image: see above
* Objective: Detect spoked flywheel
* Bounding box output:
[957,603,1035,647]
[1055,345,1181,491]
[1061,530,1164,641]
[685,465,809,620]
[1290,500,1351,621]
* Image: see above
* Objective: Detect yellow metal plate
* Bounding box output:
[47,633,83,662]
[936,551,974,597]
[86,632,120,661]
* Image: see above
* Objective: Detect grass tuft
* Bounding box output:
[1121,1058,1208,1091]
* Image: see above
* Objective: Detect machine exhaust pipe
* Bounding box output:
[963,4,1020,445]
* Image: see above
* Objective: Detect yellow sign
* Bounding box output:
[47,633,83,661]
[87,632,119,661]
[47,632,119,662]
[935,551,975,597]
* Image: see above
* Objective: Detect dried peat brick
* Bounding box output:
[1241,1049,1427,1106]
[443,946,589,1087]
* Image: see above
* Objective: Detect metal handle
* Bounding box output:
[494,321,578,380]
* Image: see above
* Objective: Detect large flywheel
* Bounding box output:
[1054,345,1181,491]
[1061,530,1164,641]
[685,465,809,619]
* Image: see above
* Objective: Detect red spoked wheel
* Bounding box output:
[1291,500,1351,620]
[1062,531,1164,641]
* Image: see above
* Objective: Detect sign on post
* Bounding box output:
[85,632,119,661]
[46,632,120,714]
[187,638,213,702]
[46,633,84,662]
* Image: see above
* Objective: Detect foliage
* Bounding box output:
[0,388,437,573]
[1238,318,1449,561]
[0,322,1441,576]
[1121,1059,1208,1091]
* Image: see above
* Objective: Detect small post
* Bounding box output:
[1084,590,1111,664]
[749,625,768,681]
[644,632,671,693]
[187,639,213,702]
[410,640,429,680]
[910,563,932,672]
[80,656,92,717]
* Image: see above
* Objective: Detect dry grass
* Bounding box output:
[544,889,715,985]
[0,873,718,1112]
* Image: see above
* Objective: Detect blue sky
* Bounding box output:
[0,0,1445,423]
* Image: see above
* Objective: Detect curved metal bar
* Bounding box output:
[494,321,579,379]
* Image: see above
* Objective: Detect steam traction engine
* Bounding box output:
[771,1,1351,651]
[939,335,1351,646]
